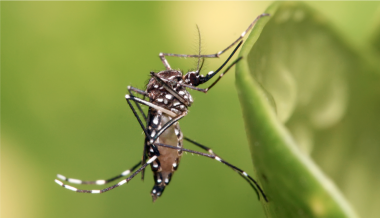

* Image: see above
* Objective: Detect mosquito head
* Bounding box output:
[183,71,201,86]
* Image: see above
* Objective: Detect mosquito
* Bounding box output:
[55,13,270,202]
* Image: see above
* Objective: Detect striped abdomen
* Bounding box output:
[146,111,183,202]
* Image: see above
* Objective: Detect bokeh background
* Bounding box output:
[2,2,379,218]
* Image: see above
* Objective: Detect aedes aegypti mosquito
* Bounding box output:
[55,13,270,202]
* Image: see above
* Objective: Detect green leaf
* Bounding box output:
[371,17,380,54]
[235,2,368,217]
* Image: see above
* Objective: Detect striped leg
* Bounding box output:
[158,14,270,67]
[156,41,243,97]
[154,142,268,202]
[55,156,157,194]
[202,56,243,92]
[184,137,215,155]
[125,94,177,117]
[56,161,141,185]
[184,137,262,200]
[176,55,243,94]
[128,86,149,121]
[126,87,150,180]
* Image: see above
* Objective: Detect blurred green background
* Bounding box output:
[1,2,379,218]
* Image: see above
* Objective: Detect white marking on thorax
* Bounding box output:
[165,94,173,100]
[153,116,159,125]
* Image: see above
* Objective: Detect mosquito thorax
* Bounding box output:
[147,70,193,114]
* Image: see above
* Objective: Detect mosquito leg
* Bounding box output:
[128,86,149,121]
[125,96,150,138]
[154,142,268,202]
[125,90,160,178]
[57,161,141,185]
[129,85,149,104]
[184,137,215,155]
[152,44,242,98]
[55,156,158,194]
[126,87,150,180]
[125,94,161,156]
[183,137,262,199]
[128,86,149,97]
[159,53,172,70]
[197,41,242,85]
[175,55,243,93]
[203,56,243,92]
[162,41,243,94]
[141,140,148,181]
[126,94,177,118]
[160,13,269,59]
